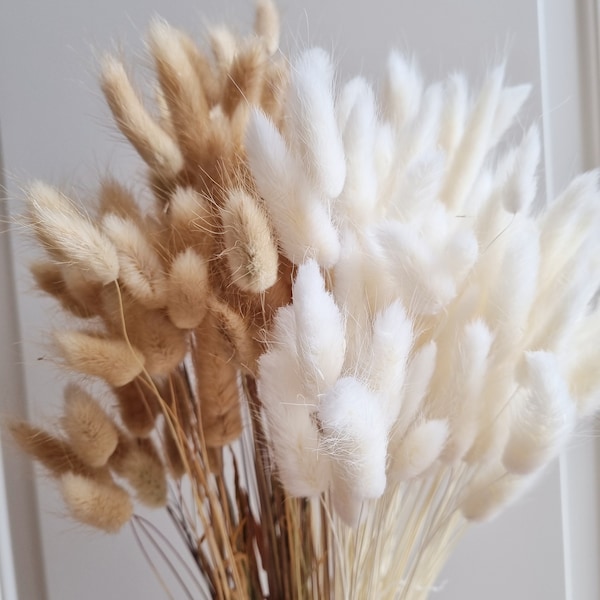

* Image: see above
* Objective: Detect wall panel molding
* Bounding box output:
[538,1,600,598]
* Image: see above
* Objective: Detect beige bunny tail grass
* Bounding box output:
[221,187,279,294]
[100,55,184,177]
[54,330,145,387]
[98,179,143,222]
[167,186,216,255]
[129,310,189,376]
[176,30,222,107]
[62,384,119,468]
[113,377,161,437]
[30,261,96,319]
[207,295,260,372]
[193,313,243,448]
[10,421,94,478]
[101,286,188,376]
[260,58,289,124]
[110,436,167,508]
[26,182,119,285]
[255,0,280,56]
[61,472,133,533]
[166,248,209,329]
[148,18,209,164]
[222,41,267,120]
[102,214,168,309]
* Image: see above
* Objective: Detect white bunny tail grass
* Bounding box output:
[257,305,332,496]
[392,340,438,441]
[437,319,493,463]
[246,108,341,267]
[336,78,379,224]
[441,64,505,212]
[503,352,576,474]
[363,300,413,423]
[439,73,468,156]
[389,419,449,483]
[292,260,345,392]
[320,377,388,524]
[460,465,536,522]
[286,48,346,198]
[383,51,423,129]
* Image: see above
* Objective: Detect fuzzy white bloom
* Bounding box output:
[286,49,346,198]
[292,260,346,393]
[320,377,388,525]
[257,306,332,496]
[246,108,341,267]
[254,47,600,528]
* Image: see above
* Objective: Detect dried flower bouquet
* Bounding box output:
[12,1,600,598]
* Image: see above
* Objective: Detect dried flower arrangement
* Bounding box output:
[11,1,600,598]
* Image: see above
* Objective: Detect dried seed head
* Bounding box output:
[222,42,266,119]
[388,420,448,483]
[176,30,221,107]
[159,370,193,479]
[168,187,215,255]
[30,262,96,318]
[61,472,133,533]
[148,19,209,162]
[54,330,145,386]
[10,422,93,478]
[166,248,209,329]
[209,25,237,71]
[100,55,184,177]
[62,384,119,467]
[207,296,259,371]
[260,58,289,124]
[193,312,242,447]
[255,0,280,56]
[110,437,167,508]
[103,214,168,309]
[27,182,119,284]
[460,467,532,522]
[113,378,160,437]
[101,287,188,376]
[61,266,105,317]
[98,179,143,224]
[503,351,576,475]
[221,188,278,293]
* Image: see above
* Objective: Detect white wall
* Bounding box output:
[0,0,597,598]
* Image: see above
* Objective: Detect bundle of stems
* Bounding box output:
[12,1,600,598]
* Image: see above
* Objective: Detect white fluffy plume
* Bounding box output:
[245,47,600,534]
[292,260,345,393]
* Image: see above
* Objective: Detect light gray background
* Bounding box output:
[0,1,598,598]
